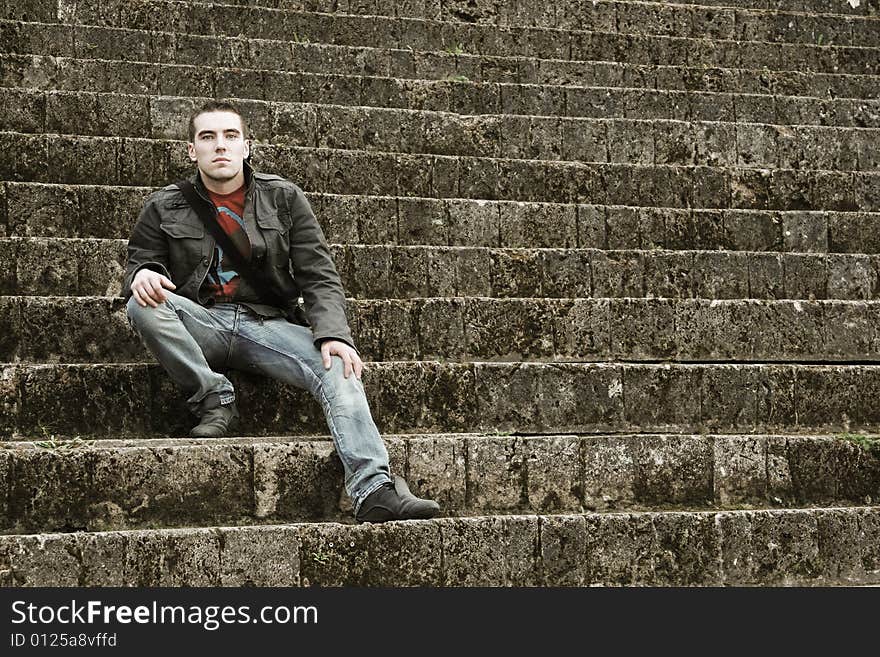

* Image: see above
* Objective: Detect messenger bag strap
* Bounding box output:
[175,179,286,307]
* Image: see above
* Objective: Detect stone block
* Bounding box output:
[417,298,465,360]
[713,436,769,506]
[123,529,221,586]
[425,247,458,296]
[552,299,612,360]
[441,516,540,585]
[782,211,828,252]
[674,300,754,360]
[346,245,390,298]
[591,250,644,297]
[654,120,694,165]
[748,511,821,585]
[5,183,82,238]
[89,443,253,530]
[253,441,343,522]
[489,248,541,297]
[828,212,880,254]
[603,206,640,250]
[561,118,607,163]
[540,248,591,298]
[827,254,875,300]
[421,362,478,433]
[642,251,695,298]
[651,513,722,586]
[406,435,467,512]
[823,301,875,360]
[390,247,428,297]
[445,199,499,247]
[633,435,714,506]
[610,299,678,360]
[749,252,785,299]
[752,300,826,360]
[623,364,701,432]
[13,237,76,295]
[576,205,606,249]
[697,251,751,298]
[499,201,577,249]
[694,122,736,166]
[466,436,526,511]
[581,513,657,585]
[463,298,555,360]
[795,366,880,431]
[453,246,492,296]
[608,120,654,165]
[540,515,589,586]
[718,210,781,252]
[815,510,866,583]
[0,534,80,586]
[782,253,827,300]
[219,526,301,586]
[700,365,758,432]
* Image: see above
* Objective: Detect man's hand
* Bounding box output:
[131,269,176,308]
[321,340,363,379]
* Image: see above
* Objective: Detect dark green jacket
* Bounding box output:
[123,162,355,350]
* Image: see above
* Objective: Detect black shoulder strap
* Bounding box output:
[175,179,286,307]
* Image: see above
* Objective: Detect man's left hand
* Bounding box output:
[320,340,364,379]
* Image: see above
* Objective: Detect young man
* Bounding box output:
[123,100,439,523]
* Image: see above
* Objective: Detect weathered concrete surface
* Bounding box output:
[4,133,878,211]
[4,53,880,124]
[6,89,879,172]
[4,22,880,98]
[2,506,879,586]
[51,0,880,71]
[8,237,880,300]
[2,433,876,532]
[6,362,880,437]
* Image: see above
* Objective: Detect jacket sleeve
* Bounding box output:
[121,194,172,300]
[286,186,357,352]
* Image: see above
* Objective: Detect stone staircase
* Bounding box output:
[1,0,879,586]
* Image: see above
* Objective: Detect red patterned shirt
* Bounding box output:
[202,184,251,303]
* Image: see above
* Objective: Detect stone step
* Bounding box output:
[102,0,880,23]
[4,56,880,130]
[7,0,877,26]
[6,295,880,364]
[5,183,880,255]
[4,89,879,173]
[7,236,880,300]
[3,361,880,438]
[0,432,876,533]
[1,505,879,585]
[2,132,878,212]
[5,62,880,130]
[3,21,880,91]
[57,0,880,58]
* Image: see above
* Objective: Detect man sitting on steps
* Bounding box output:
[123,99,439,524]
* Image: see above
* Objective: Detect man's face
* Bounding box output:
[187,110,250,183]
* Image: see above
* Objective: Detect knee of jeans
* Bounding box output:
[126,294,173,330]
[319,363,365,404]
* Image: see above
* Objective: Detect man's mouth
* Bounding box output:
[213,158,231,163]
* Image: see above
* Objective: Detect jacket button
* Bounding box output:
[202,257,209,265]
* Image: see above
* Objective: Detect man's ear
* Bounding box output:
[187,142,197,162]
[244,139,251,161]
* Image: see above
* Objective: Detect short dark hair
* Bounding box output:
[187,100,248,142]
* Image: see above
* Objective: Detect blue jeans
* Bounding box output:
[126,292,391,512]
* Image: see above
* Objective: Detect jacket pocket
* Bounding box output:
[160,221,204,239]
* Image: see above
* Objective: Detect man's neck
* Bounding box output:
[199,170,245,195]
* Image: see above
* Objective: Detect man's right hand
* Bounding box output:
[131,269,177,308]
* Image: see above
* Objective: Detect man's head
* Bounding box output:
[186,101,250,189]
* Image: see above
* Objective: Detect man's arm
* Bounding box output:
[286,186,357,351]
[122,195,173,301]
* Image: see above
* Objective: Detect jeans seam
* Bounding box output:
[234,332,359,482]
